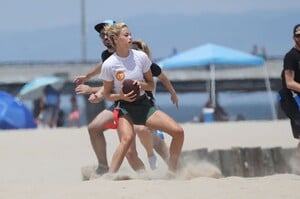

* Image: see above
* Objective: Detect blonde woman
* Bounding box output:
[75,36,175,171]
[98,22,184,174]
[74,20,171,174]
[132,39,180,169]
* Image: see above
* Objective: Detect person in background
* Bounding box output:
[98,22,184,174]
[32,98,44,126]
[132,39,178,108]
[214,102,229,122]
[279,24,300,157]
[68,95,80,127]
[132,39,180,169]
[56,109,65,127]
[41,85,60,128]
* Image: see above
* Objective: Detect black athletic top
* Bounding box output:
[101,49,113,62]
[281,47,300,94]
[146,63,162,102]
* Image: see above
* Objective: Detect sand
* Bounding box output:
[0,120,300,199]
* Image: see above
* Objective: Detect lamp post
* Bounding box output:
[80,0,87,63]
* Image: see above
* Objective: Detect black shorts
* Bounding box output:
[116,94,157,125]
[279,89,300,139]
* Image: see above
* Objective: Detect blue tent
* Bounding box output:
[158,43,264,69]
[0,91,37,130]
[158,43,277,120]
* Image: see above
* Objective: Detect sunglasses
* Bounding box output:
[295,34,300,38]
[99,32,107,39]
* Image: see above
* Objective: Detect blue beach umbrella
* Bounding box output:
[158,43,264,69]
[158,43,277,120]
[0,90,37,130]
[158,43,264,105]
[18,76,65,100]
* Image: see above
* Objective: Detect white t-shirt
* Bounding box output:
[100,49,152,96]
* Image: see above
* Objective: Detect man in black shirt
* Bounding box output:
[279,23,300,156]
[74,19,115,85]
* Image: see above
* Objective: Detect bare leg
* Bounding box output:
[120,132,145,171]
[87,109,113,173]
[109,115,136,173]
[135,125,157,169]
[117,126,145,171]
[135,125,155,157]
[153,132,169,162]
[135,125,170,168]
[146,110,184,172]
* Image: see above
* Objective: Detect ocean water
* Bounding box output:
[24,90,280,126]
[154,91,278,123]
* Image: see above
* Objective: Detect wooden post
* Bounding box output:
[219,149,236,177]
[207,150,222,173]
[242,147,263,177]
[271,147,288,173]
[231,147,245,177]
[261,148,275,176]
[281,147,297,174]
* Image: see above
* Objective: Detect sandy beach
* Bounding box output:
[1,120,300,199]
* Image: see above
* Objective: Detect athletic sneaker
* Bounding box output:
[90,165,109,180]
[95,165,109,175]
[148,155,157,170]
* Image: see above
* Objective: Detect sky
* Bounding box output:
[2,0,299,32]
[1,0,300,61]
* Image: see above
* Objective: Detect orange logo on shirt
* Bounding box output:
[116,71,125,81]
